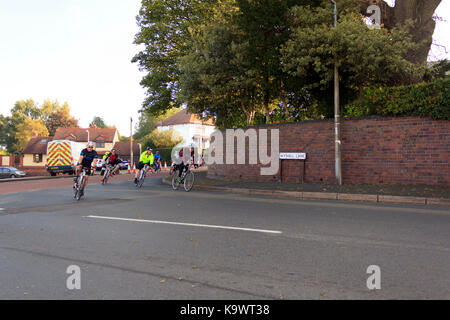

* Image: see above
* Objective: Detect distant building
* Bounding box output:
[112,141,141,164]
[22,135,52,167]
[155,109,215,149]
[52,127,119,156]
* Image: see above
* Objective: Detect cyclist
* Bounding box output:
[134,147,154,184]
[154,150,162,172]
[73,141,98,195]
[101,148,122,182]
[100,151,110,176]
[176,147,194,182]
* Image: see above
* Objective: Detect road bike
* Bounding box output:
[101,164,114,185]
[73,168,90,200]
[171,164,194,192]
[136,164,150,188]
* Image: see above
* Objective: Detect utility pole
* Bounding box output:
[130,117,133,166]
[331,0,342,185]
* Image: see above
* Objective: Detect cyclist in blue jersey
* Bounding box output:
[154,151,161,172]
[73,141,98,194]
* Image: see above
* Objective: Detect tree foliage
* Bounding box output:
[134,107,182,141]
[89,116,107,128]
[141,129,183,149]
[0,99,78,153]
[132,0,217,116]
[14,118,49,153]
[280,0,423,117]
[45,110,79,136]
[134,0,442,128]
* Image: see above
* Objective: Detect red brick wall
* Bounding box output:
[207,116,450,186]
[19,167,49,176]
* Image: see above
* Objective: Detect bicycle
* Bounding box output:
[136,164,151,188]
[101,164,114,185]
[171,164,195,192]
[74,168,89,200]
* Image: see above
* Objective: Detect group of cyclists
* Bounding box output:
[73,141,191,193]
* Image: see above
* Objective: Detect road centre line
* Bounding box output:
[84,215,283,234]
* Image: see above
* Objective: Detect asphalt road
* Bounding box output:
[0,176,449,299]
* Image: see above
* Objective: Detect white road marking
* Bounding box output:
[84,215,282,234]
[0,208,4,211]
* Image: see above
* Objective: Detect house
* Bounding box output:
[22,135,52,167]
[111,141,141,164]
[155,109,215,149]
[52,127,119,156]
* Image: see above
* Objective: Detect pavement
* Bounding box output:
[164,170,450,206]
[0,175,449,299]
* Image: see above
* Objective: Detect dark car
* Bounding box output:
[0,167,26,179]
[119,160,129,170]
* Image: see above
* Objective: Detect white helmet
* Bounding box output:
[86,141,94,147]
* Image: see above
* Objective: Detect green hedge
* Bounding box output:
[152,148,173,164]
[343,78,450,120]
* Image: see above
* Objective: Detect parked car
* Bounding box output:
[119,160,129,170]
[0,167,26,179]
[96,159,104,171]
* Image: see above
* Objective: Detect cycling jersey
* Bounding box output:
[139,151,154,164]
[106,153,121,165]
[154,154,161,162]
[80,148,98,167]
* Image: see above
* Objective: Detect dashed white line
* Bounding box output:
[84,215,282,234]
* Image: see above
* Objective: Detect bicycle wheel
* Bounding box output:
[76,176,85,200]
[102,168,110,185]
[137,170,145,188]
[171,171,181,190]
[183,171,195,192]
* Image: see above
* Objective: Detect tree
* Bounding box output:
[0,114,9,150]
[134,107,182,141]
[45,110,79,136]
[132,0,218,116]
[89,116,107,128]
[2,99,77,153]
[142,129,183,149]
[280,0,422,117]
[14,118,49,153]
[356,0,442,64]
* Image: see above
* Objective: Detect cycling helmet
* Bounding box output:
[147,147,152,151]
[111,148,116,152]
[86,141,94,147]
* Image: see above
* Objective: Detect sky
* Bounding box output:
[0,0,449,137]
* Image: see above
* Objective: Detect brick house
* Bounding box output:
[52,127,119,157]
[22,135,52,167]
[155,109,215,150]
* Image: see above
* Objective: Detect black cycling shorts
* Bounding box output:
[79,165,93,176]
[109,159,122,166]
[137,161,149,170]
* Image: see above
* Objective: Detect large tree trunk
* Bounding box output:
[357,0,442,64]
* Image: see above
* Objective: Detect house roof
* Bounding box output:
[22,136,51,154]
[112,141,141,156]
[155,109,215,127]
[53,127,117,142]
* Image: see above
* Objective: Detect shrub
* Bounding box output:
[343,78,450,120]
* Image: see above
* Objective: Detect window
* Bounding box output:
[96,141,105,148]
[33,154,43,163]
